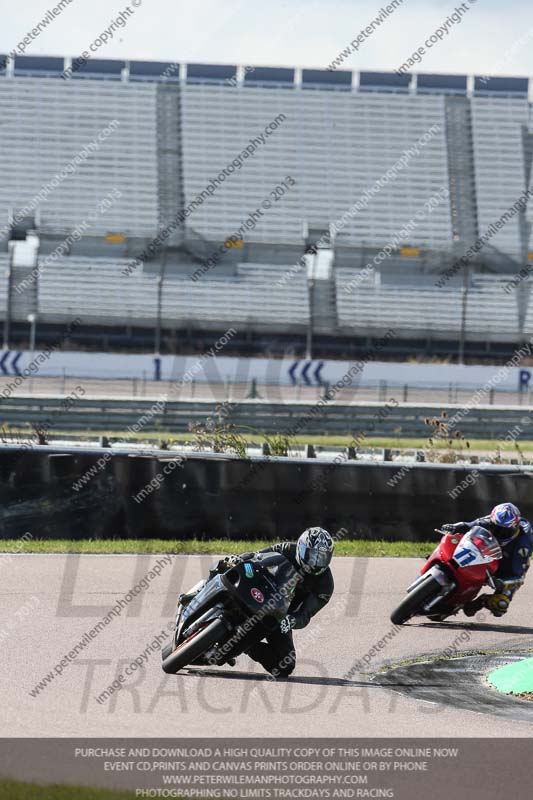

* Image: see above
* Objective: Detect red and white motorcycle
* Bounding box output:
[391,525,522,624]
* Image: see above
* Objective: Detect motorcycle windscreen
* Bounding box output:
[453,526,502,567]
[181,575,225,624]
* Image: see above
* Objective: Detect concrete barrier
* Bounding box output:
[1,445,532,541]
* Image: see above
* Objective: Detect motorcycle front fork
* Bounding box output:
[408,567,455,613]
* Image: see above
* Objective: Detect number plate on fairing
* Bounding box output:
[453,544,479,567]
[453,527,502,568]
[453,540,489,567]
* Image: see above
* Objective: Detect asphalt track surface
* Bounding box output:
[3,554,533,737]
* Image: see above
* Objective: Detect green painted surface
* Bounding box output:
[0,780,140,799]
[487,657,533,694]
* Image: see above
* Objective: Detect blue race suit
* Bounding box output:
[448,516,533,584]
[470,516,531,582]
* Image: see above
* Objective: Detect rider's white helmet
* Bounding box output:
[296,527,334,575]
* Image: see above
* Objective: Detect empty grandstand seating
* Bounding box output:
[2,58,533,350]
[35,259,309,331]
[181,85,452,249]
[0,78,159,239]
[335,269,521,342]
[26,254,533,343]
[0,255,8,317]
[1,60,531,260]
[471,96,531,257]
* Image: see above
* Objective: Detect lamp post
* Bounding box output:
[3,242,14,349]
[154,249,168,356]
[27,313,37,351]
[458,262,469,365]
[305,247,317,360]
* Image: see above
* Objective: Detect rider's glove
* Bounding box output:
[280,615,297,634]
[219,554,241,571]
[486,592,511,617]
[441,523,464,533]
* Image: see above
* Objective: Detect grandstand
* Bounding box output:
[35,258,309,331]
[1,56,533,358]
[335,271,520,341]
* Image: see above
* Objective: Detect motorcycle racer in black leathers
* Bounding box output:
[180,527,334,677]
[241,529,334,677]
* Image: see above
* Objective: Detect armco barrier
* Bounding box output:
[1,445,532,541]
[1,395,533,438]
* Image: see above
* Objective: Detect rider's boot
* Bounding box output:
[463,595,487,617]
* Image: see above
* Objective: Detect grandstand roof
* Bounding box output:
[0,56,531,98]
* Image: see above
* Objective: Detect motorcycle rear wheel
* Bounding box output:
[162,618,227,674]
[390,576,441,625]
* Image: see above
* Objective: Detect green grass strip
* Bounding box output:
[487,657,533,695]
[0,538,432,558]
[0,779,141,800]
[8,428,533,450]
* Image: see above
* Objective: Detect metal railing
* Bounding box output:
[0,375,531,407]
[1,394,532,439]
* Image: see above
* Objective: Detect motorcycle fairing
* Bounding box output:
[419,528,502,611]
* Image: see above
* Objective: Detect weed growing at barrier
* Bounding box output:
[190,400,293,459]
[190,419,248,458]
[445,413,531,498]
[385,349,533,490]
[263,432,292,457]
[424,412,470,462]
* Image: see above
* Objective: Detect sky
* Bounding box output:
[1,0,532,79]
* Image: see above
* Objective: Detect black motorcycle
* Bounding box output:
[162,552,300,674]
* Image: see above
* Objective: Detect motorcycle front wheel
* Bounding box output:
[390,576,442,625]
[162,618,227,674]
